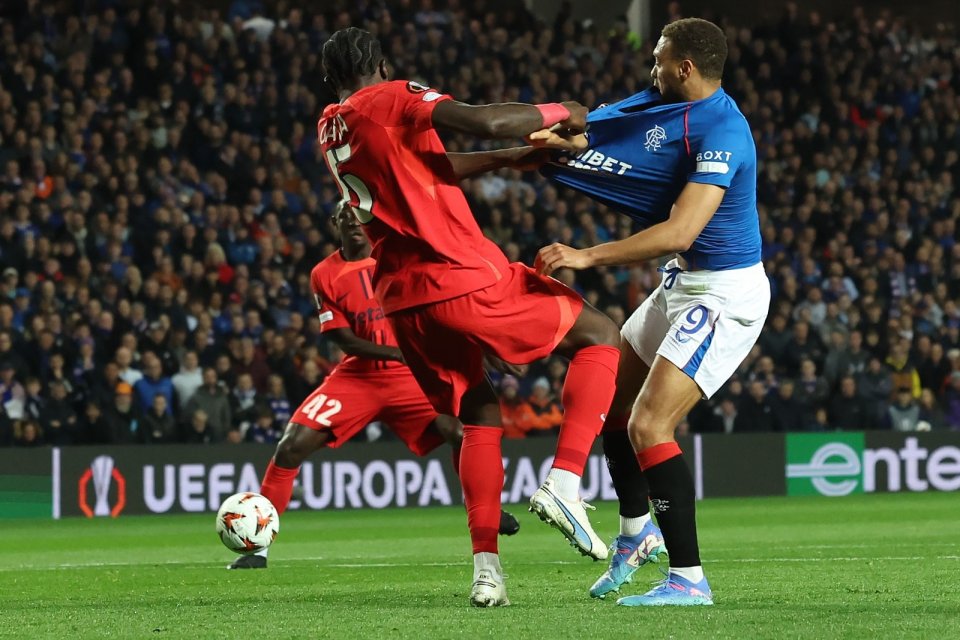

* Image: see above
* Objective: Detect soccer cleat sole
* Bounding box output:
[527,500,606,561]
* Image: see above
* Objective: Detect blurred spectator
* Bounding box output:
[184,409,215,444]
[735,381,774,432]
[918,389,946,431]
[38,381,77,445]
[500,375,537,439]
[794,359,829,423]
[134,353,174,415]
[942,373,960,430]
[888,388,921,432]
[14,420,43,447]
[527,377,563,435]
[770,380,803,432]
[829,376,873,431]
[230,372,261,434]
[171,351,203,411]
[101,383,140,444]
[858,358,895,429]
[886,344,922,400]
[247,406,283,444]
[264,375,291,432]
[185,368,232,440]
[141,394,177,444]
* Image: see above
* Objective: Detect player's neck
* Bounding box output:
[340,244,371,261]
[681,81,721,103]
[338,75,384,102]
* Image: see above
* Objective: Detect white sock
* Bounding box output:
[670,566,704,583]
[546,468,581,501]
[255,548,269,558]
[620,513,652,537]
[473,552,502,579]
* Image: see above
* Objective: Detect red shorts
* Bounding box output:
[289,367,444,456]
[389,262,583,416]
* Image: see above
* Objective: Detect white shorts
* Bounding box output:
[622,258,770,399]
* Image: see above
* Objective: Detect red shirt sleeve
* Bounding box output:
[311,268,349,333]
[364,80,453,131]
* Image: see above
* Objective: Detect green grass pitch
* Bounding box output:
[1,493,958,639]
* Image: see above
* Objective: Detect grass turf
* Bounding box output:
[1,493,958,639]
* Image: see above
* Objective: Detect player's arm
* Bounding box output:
[535,182,725,275]
[445,146,550,179]
[324,328,405,363]
[432,100,587,139]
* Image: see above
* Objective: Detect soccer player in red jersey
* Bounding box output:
[229,202,520,570]
[317,28,622,606]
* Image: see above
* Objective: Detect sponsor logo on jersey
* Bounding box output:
[644,124,667,151]
[695,150,733,174]
[565,149,633,175]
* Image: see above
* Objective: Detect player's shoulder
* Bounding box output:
[311,252,342,285]
[688,90,751,144]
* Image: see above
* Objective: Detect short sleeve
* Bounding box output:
[365,81,452,130]
[311,272,349,332]
[687,123,746,189]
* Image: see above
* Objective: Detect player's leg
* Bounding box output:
[381,378,519,537]
[389,307,509,607]
[589,336,666,598]
[230,376,371,569]
[616,356,712,606]
[527,301,621,558]
[433,415,520,536]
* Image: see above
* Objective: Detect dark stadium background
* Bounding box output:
[0,0,958,448]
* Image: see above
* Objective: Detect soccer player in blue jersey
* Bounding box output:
[532,18,770,606]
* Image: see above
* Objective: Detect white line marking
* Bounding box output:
[51,447,61,520]
[3,555,958,572]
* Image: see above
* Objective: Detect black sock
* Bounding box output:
[602,429,649,518]
[643,453,700,567]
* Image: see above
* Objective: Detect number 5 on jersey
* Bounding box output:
[325,144,375,223]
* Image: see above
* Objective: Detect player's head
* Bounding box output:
[333,201,369,253]
[653,18,727,102]
[322,28,387,95]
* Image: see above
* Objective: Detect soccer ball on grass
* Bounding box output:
[216,492,280,554]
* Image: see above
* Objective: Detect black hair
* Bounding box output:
[661,18,727,80]
[322,28,383,92]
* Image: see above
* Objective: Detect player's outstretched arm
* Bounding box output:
[535,182,725,276]
[325,328,405,363]
[432,99,587,139]
[445,147,550,179]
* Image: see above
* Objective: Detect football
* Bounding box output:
[215,492,280,555]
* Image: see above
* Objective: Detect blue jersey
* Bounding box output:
[543,87,761,271]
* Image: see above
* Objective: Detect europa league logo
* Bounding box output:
[78,455,126,518]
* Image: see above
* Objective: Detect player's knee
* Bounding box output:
[627,397,663,449]
[274,425,315,467]
[433,415,464,446]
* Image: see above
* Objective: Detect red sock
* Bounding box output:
[460,425,503,554]
[260,459,300,516]
[554,345,620,474]
[636,441,682,471]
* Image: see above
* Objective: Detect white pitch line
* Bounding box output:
[1,555,958,572]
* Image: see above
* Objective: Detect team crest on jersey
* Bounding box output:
[644,124,667,151]
[406,81,430,93]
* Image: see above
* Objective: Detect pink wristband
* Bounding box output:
[535,102,570,128]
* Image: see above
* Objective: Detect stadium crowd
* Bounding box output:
[0,0,958,447]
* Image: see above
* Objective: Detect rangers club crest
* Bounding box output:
[644,124,667,151]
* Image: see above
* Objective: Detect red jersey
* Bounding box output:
[317,80,509,314]
[311,251,402,373]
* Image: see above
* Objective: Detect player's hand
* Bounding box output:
[483,354,528,378]
[535,243,595,276]
[560,101,589,131]
[526,128,589,153]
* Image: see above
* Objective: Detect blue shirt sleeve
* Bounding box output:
[687,121,747,189]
